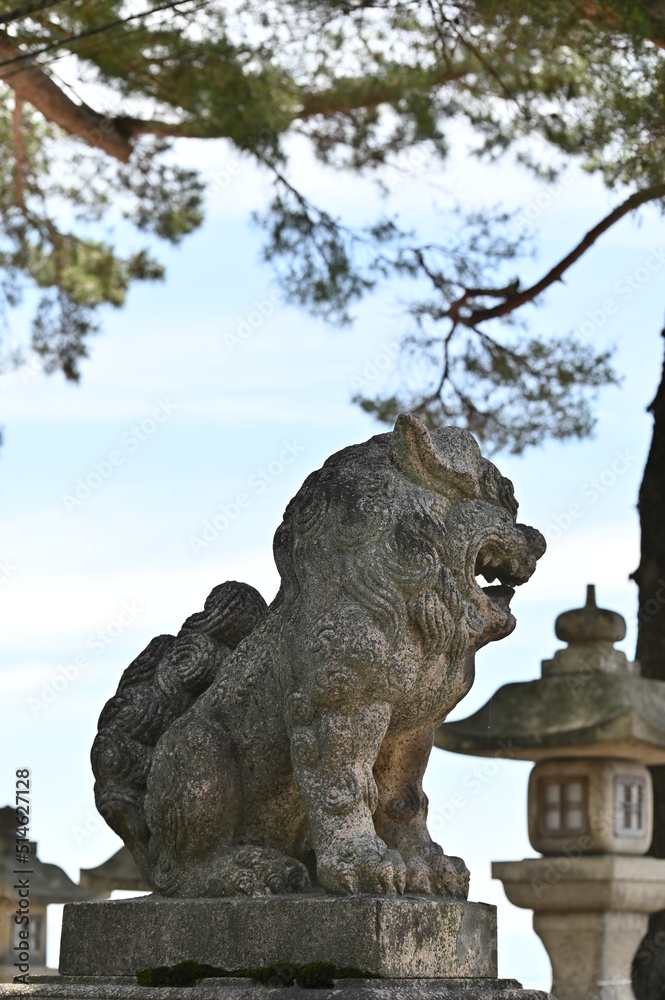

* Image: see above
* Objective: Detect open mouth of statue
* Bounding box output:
[479,582,515,616]
[472,537,531,617]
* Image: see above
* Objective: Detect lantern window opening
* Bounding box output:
[537,777,589,836]
[614,775,647,837]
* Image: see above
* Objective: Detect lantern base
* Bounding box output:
[493,855,665,1000]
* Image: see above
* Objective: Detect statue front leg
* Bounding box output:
[373,725,469,898]
[289,700,406,895]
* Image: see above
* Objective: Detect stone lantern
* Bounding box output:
[435,586,665,1000]
[0,807,103,982]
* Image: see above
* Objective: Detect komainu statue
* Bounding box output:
[92,414,545,899]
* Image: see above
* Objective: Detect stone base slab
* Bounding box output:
[0,977,555,1000]
[58,896,497,980]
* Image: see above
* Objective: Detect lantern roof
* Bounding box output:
[0,806,102,904]
[435,586,665,764]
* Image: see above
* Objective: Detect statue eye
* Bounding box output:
[412,543,437,572]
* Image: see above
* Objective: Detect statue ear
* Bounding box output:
[390,413,480,499]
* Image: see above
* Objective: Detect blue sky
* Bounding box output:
[1,124,664,988]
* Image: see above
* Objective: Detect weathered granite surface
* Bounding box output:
[0,978,555,1000]
[91,414,545,899]
[59,895,496,979]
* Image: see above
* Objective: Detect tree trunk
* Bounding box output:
[632,325,665,1000]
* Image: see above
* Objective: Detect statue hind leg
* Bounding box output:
[144,713,309,896]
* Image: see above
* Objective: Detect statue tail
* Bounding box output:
[90,581,268,875]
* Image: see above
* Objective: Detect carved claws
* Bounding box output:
[317,840,407,895]
[403,849,470,898]
[317,838,468,898]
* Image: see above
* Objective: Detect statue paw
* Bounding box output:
[231,848,311,895]
[318,842,406,895]
[404,849,469,898]
[177,846,312,897]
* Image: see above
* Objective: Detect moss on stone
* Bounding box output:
[136,960,219,987]
[136,959,379,988]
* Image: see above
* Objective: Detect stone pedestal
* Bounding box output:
[0,977,554,999]
[0,895,553,1000]
[493,855,665,1000]
[58,895,496,979]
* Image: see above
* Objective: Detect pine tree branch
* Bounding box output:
[466,181,665,325]
[117,117,212,140]
[0,29,133,161]
[296,62,471,119]
[119,61,473,142]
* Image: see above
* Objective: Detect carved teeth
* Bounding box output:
[475,549,528,589]
[474,541,519,612]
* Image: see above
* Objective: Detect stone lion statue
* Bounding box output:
[92,414,545,899]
